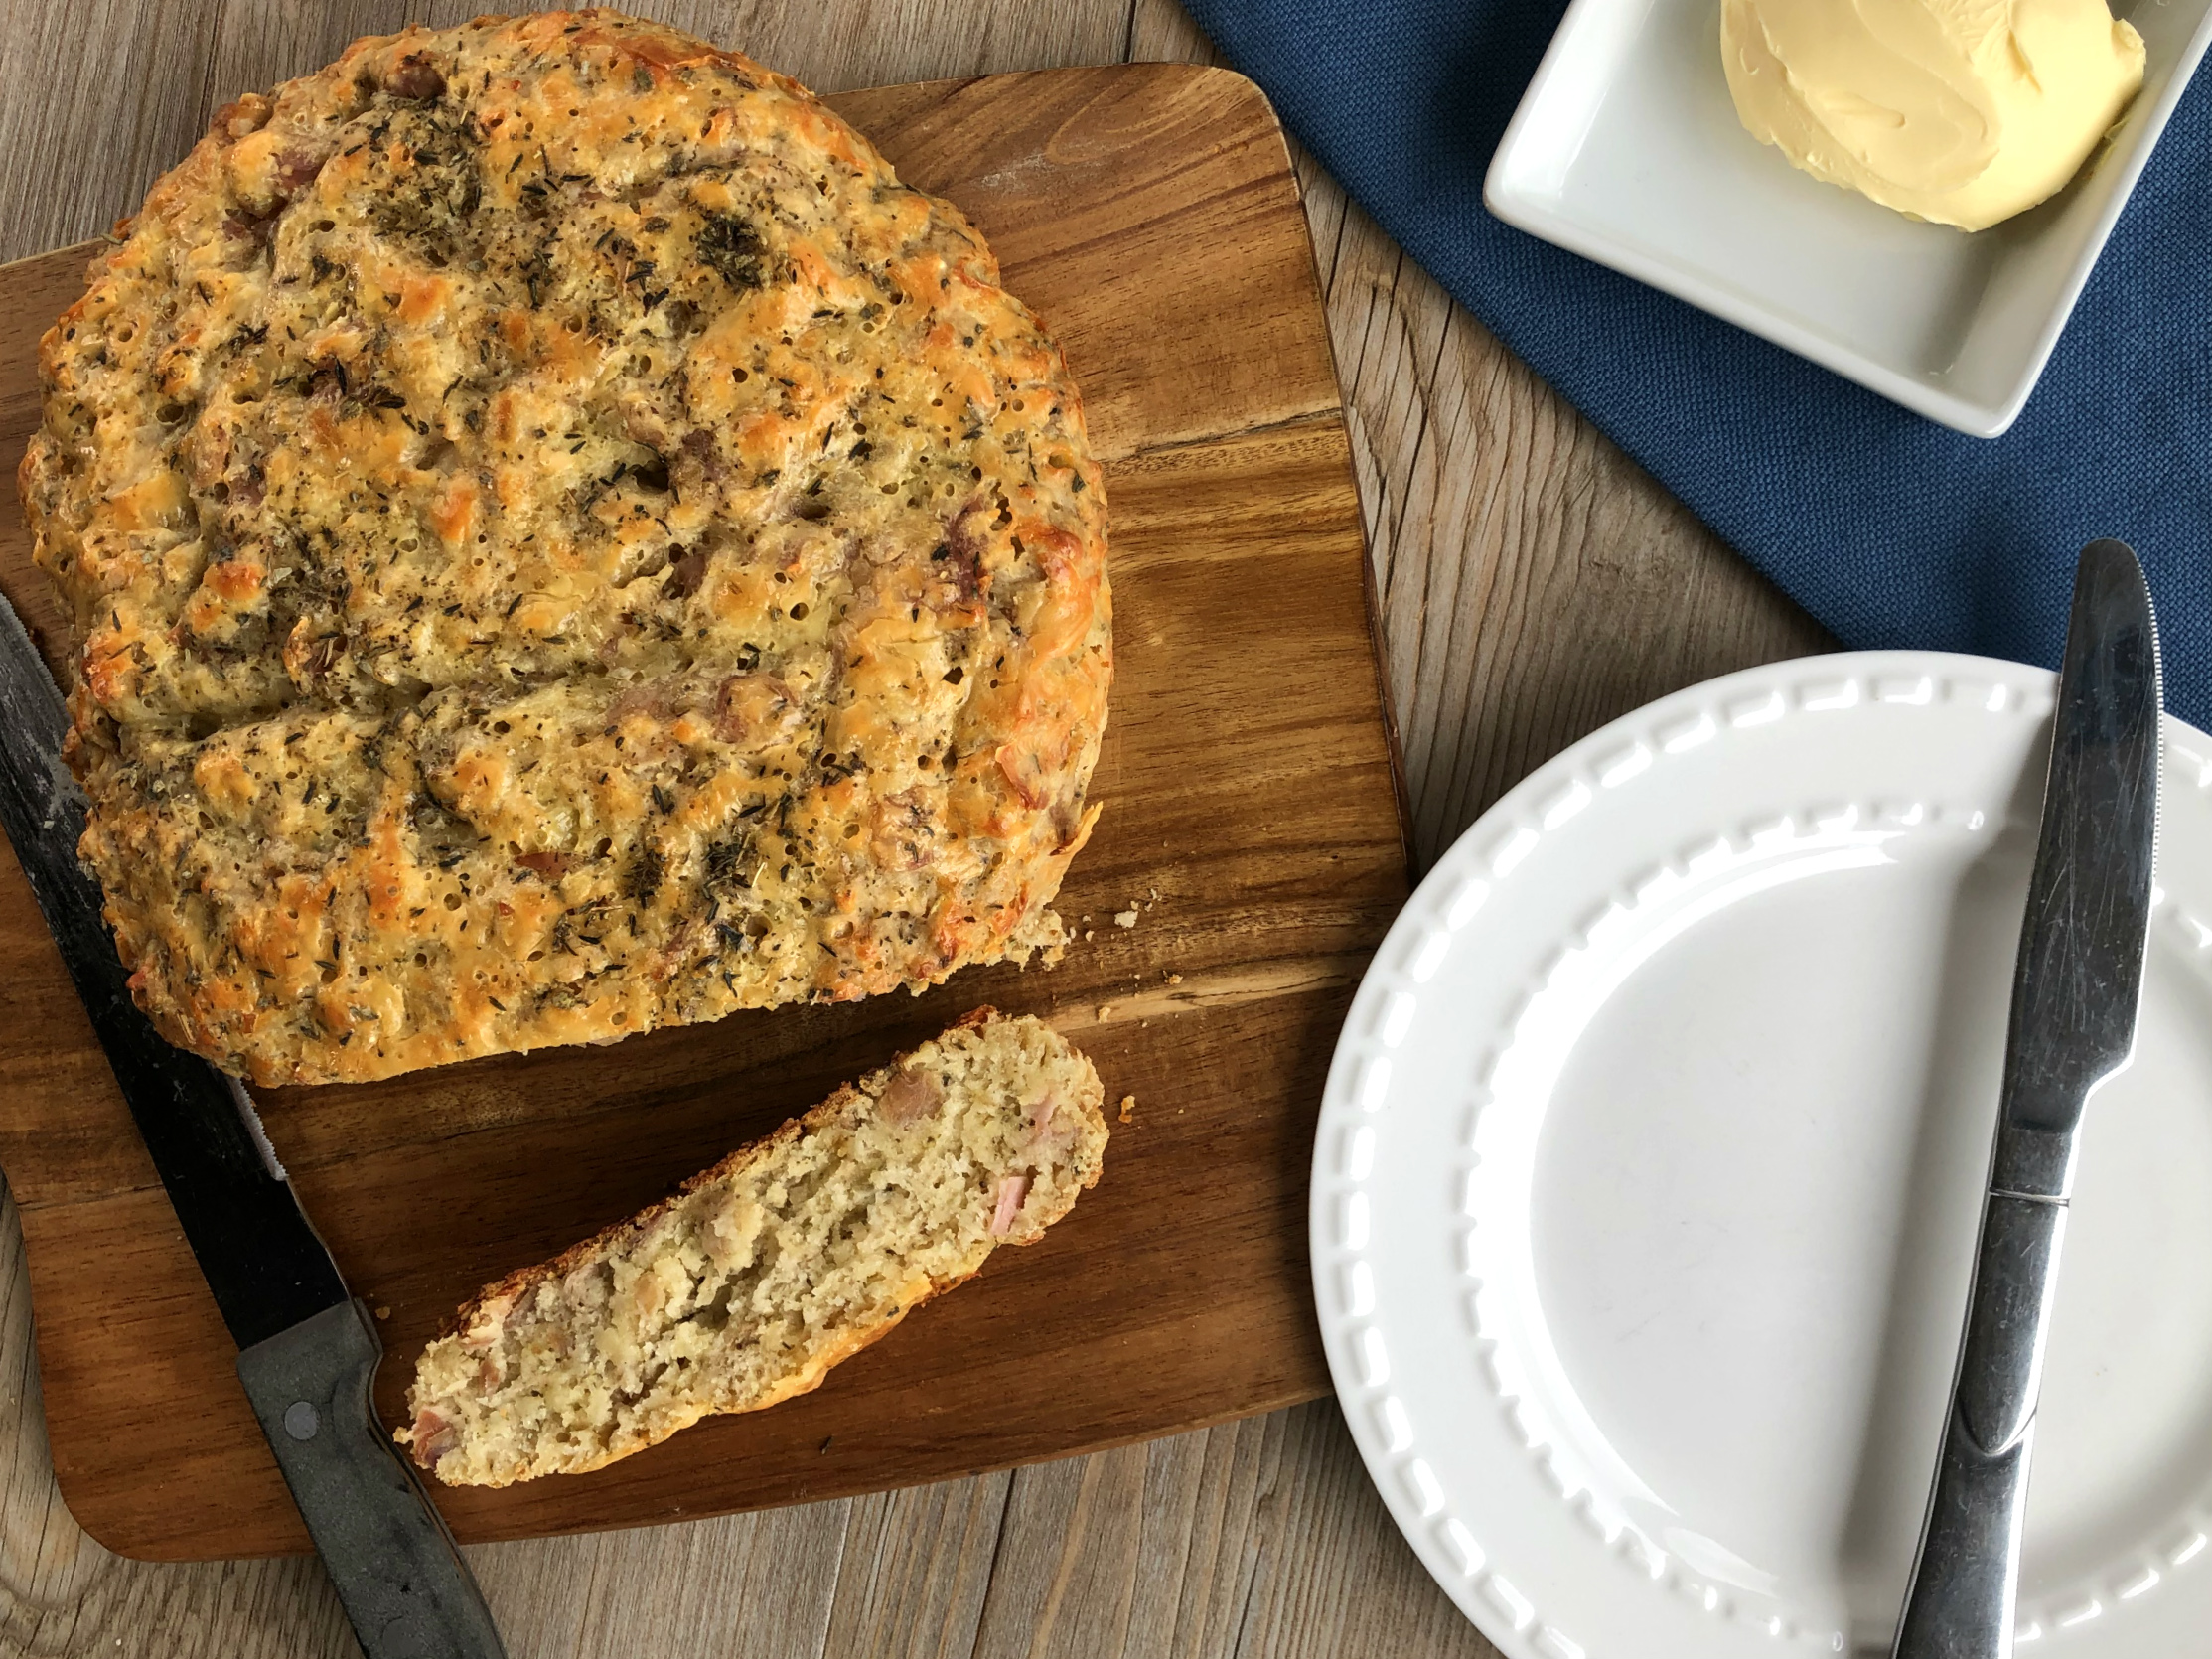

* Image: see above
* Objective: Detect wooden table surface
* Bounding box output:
[0,1,1831,1653]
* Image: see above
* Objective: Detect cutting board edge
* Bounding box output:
[68,1377,1338,1563]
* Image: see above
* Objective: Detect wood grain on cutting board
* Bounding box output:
[0,62,1410,1560]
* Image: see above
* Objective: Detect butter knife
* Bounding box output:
[1892,539,2161,1659]
[0,592,506,1659]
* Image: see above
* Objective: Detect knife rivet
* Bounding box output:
[283,1400,319,1441]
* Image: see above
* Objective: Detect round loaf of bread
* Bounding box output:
[17,11,1111,1085]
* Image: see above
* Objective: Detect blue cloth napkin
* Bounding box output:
[1179,0,2212,728]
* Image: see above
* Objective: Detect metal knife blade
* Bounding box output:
[1990,541,2162,1202]
[1892,538,2161,1659]
[0,594,350,1349]
[0,591,505,1659]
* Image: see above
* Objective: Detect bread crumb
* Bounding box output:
[1148,887,1159,903]
[1112,908,1138,928]
[374,1306,391,1321]
[1118,1095,1136,1124]
[401,1012,1105,1484]
[1097,1004,1114,1021]
[1166,973,1183,985]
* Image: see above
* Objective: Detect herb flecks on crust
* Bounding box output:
[17,12,1111,1086]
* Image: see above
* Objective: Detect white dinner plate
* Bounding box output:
[1314,651,2212,1658]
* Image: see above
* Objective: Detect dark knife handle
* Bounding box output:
[236,1301,507,1659]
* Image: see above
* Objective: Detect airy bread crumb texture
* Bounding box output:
[400,1009,1105,1485]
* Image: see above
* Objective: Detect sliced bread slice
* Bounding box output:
[399,1008,1106,1485]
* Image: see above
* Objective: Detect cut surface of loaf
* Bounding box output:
[399,1009,1106,1485]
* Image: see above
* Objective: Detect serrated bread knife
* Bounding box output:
[0,591,505,1659]
[1892,540,2161,1659]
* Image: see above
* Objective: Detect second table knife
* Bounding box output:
[1891,539,2162,1659]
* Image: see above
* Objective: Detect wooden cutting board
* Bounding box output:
[0,62,1409,1561]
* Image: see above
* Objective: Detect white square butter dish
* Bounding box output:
[1484,0,2212,436]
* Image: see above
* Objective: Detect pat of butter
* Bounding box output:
[1721,0,2146,232]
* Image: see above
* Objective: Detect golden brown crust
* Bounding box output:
[19,12,1110,1084]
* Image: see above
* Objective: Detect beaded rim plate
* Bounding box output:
[1315,651,2212,1659]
